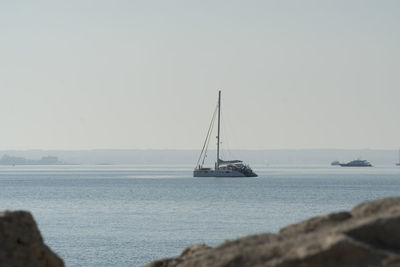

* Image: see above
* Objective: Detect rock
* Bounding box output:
[0,211,64,267]
[279,211,352,236]
[351,197,400,218]
[145,197,400,267]
[179,243,211,257]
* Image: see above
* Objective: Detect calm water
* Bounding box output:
[0,165,399,266]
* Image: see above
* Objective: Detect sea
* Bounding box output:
[1,164,399,267]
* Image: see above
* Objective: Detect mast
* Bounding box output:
[216,90,221,169]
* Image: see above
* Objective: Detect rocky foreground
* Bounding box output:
[146,197,400,267]
[0,211,63,267]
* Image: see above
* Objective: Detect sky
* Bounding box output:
[0,0,399,150]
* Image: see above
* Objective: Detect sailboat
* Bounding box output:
[193,91,257,177]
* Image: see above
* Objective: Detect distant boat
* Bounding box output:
[193,91,257,177]
[339,159,372,167]
[331,160,340,166]
[397,149,400,166]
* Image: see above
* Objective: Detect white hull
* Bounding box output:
[193,169,246,177]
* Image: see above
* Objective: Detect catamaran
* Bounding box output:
[193,91,257,177]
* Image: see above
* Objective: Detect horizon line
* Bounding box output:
[0,148,398,152]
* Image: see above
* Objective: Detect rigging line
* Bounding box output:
[201,104,218,166]
[220,116,227,159]
[200,105,217,167]
[196,103,218,168]
[202,109,217,166]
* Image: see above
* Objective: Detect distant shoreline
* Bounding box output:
[0,149,398,165]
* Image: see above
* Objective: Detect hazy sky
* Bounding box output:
[1,0,399,150]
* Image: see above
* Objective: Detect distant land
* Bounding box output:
[0,149,398,166]
[0,155,66,165]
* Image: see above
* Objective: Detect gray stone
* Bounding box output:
[146,197,400,267]
[0,211,64,267]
